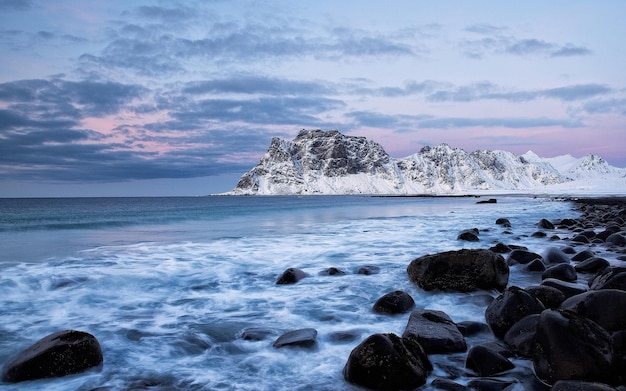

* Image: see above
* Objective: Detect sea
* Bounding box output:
[0,195,579,391]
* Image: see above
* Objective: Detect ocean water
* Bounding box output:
[0,195,578,390]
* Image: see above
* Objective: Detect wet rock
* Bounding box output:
[533,309,615,385]
[560,289,626,332]
[456,321,491,337]
[543,247,571,264]
[589,266,626,291]
[538,218,555,229]
[343,333,432,391]
[503,314,540,357]
[402,309,467,354]
[431,377,466,391]
[407,249,508,292]
[276,267,306,284]
[524,285,566,309]
[552,380,617,391]
[525,258,546,272]
[373,290,415,315]
[2,330,103,383]
[477,198,497,204]
[465,344,514,376]
[490,242,512,253]
[357,265,380,275]
[458,228,479,242]
[606,233,626,247]
[542,263,577,282]
[273,328,317,348]
[467,378,517,391]
[496,218,511,227]
[239,327,278,341]
[541,278,588,298]
[572,234,591,244]
[506,249,543,266]
[319,267,346,276]
[328,330,362,343]
[575,257,610,273]
[485,286,545,339]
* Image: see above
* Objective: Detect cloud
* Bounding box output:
[415,116,582,129]
[461,25,592,58]
[0,0,32,11]
[182,76,334,96]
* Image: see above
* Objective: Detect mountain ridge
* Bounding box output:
[226,129,626,195]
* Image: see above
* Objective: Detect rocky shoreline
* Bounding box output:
[2,196,625,390]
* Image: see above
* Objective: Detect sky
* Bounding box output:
[0,0,625,197]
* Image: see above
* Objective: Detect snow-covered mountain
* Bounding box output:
[226,129,626,195]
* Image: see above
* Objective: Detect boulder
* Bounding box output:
[541,278,588,298]
[456,321,491,337]
[319,267,346,276]
[273,328,317,348]
[533,309,615,385]
[2,330,103,383]
[276,268,306,284]
[606,233,626,247]
[542,263,577,282]
[575,257,610,274]
[402,309,467,354]
[543,247,571,264]
[343,333,432,391]
[503,314,540,357]
[506,249,543,266]
[560,290,626,332]
[524,285,566,309]
[457,228,479,242]
[373,290,415,315]
[357,265,381,275]
[485,286,545,339]
[538,218,555,229]
[431,378,466,391]
[525,258,547,272]
[496,218,511,227]
[465,344,514,376]
[407,249,508,292]
[490,242,512,253]
[589,266,626,291]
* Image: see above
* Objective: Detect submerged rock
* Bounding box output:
[276,268,306,284]
[273,328,317,349]
[343,333,432,391]
[407,249,508,292]
[2,330,103,383]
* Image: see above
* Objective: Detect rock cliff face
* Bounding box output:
[227,129,623,195]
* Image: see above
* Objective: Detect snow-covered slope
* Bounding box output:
[227,129,626,195]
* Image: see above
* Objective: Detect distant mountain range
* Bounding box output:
[226,129,626,195]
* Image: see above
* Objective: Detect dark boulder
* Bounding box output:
[541,278,588,298]
[575,257,610,274]
[525,258,546,272]
[343,333,432,391]
[533,309,615,385]
[543,247,571,264]
[589,266,626,291]
[477,198,497,204]
[496,218,511,227]
[538,218,555,229]
[503,314,540,357]
[273,328,317,349]
[319,267,346,276]
[506,249,543,265]
[402,309,467,354]
[572,234,591,244]
[357,265,381,275]
[407,249,508,292]
[457,228,479,242]
[239,327,279,341]
[276,268,306,284]
[465,344,514,376]
[485,286,545,339]
[525,285,566,309]
[490,242,512,253]
[2,330,103,383]
[552,381,617,391]
[532,231,547,238]
[560,289,626,332]
[606,233,626,247]
[456,321,491,337]
[431,377,466,391]
[467,378,517,391]
[373,290,415,315]
[542,263,577,282]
